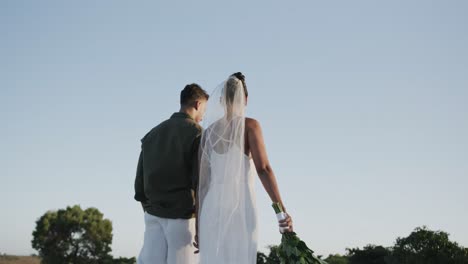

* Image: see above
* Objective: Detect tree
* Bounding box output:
[325,254,349,264]
[388,226,468,264]
[257,246,281,264]
[32,205,113,264]
[346,244,390,264]
[266,245,281,264]
[105,257,137,264]
[257,251,268,264]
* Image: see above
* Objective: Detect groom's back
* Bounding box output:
[140,112,202,219]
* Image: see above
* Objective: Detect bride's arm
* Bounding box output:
[247,118,293,231]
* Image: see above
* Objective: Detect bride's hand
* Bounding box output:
[279,213,293,233]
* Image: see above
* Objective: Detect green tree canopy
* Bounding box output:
[346,244,390,264]
[32,205,113,264]
[388,226,468,264]
[325,254,349,264]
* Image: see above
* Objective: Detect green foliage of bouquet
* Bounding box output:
[273,203,328,264]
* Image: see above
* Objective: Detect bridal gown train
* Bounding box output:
[199,146,258,264]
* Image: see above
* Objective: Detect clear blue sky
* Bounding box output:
[1,0,467,258]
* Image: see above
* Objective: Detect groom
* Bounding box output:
[134,83,209,264]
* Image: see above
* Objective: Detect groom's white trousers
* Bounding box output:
[138,212,199,264]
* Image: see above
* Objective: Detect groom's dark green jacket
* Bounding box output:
[134,112,202,219]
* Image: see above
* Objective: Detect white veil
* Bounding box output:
[198,76,257,263]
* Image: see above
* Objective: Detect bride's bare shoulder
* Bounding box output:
[245,117,261,131]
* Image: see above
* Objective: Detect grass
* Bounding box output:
[0,255,40,264]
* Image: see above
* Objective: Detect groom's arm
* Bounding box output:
[191,135,201,192]
[191,131,203,253]
[134,150,148,211]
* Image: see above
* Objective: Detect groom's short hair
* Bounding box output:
[180,83,209,106]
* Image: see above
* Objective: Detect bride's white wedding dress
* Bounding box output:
[198,76,258,263]
[199,146,258,263]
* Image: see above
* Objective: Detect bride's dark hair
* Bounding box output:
[230,72,248,97]
[224,72,248,106]
[224,72,248,105]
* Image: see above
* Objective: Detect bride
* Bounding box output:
[195,72,293,263]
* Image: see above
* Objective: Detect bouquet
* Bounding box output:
[272,202,328,264]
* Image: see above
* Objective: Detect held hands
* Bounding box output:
[193,234,199,254]
[193,217,199,254]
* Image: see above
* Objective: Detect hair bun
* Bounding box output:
[231,72,245,81]
[229,72,248,97]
